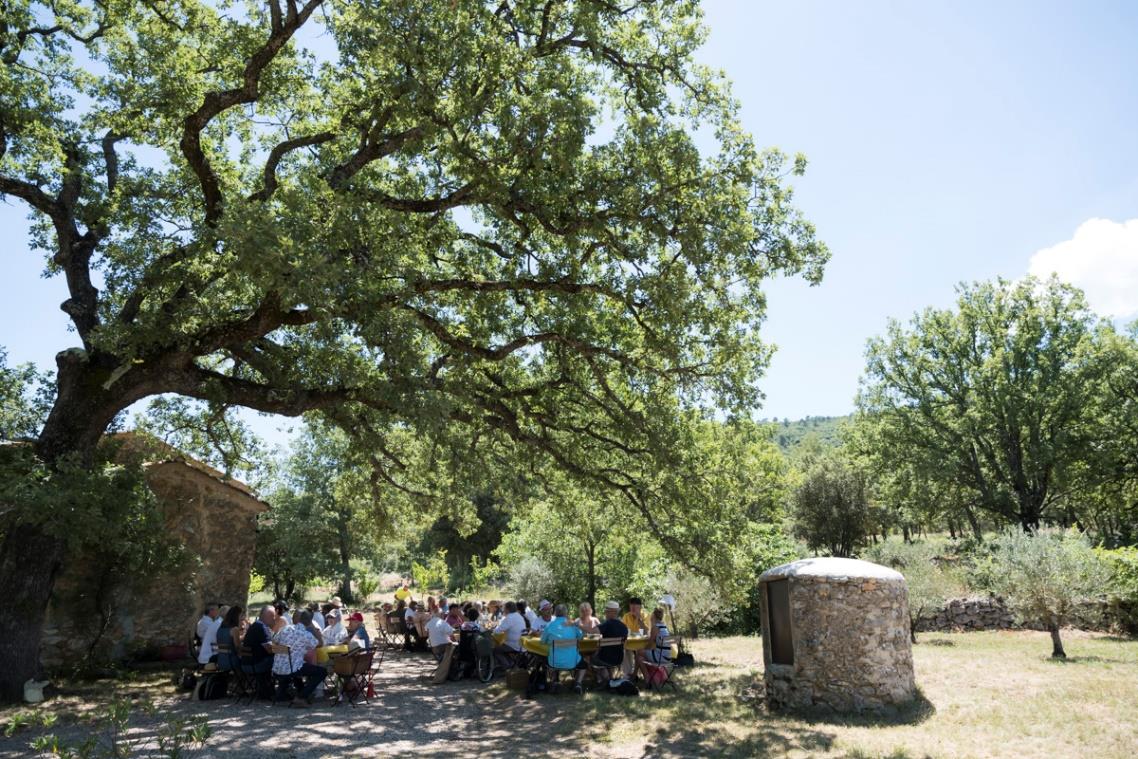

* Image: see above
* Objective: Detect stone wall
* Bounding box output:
[915,597,1015,632]
[914,596,1134,634]
[760,558,916,712]
[41,458,265,671]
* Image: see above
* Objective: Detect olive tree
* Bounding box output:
[0,0,826,698]
[986,527,1110,658]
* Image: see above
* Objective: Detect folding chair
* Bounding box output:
[232,645,259,704]
[373,613,392,650]
[387,614,411,650]
[268,643,295,705]
[546,639,583,693]
[333,650,375,707]
[642,635,679,693]
[590,637,626,683]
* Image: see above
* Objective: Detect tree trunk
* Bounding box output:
[0,525,65,700]
[1048,622,1066,659]
[910,616,918,644]
[0,353,139,701]
[336,508,353,604]
[902,524,911,543]
[585,540,597,612]
[963,504,983,541]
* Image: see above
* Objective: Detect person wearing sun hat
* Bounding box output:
[596,601,629,680]
[531,599,554,633]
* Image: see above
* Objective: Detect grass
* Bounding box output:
[482,630,1138,758]
[1,630,1135,757]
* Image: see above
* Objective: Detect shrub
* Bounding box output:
[355,572,379,604]
[986,528,1110,658]
[791,457,871,557]
[507,556,556,606]
[1096,546,1138,633]
[411,549,450,594]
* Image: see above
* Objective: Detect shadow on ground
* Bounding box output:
[0,653,929,758]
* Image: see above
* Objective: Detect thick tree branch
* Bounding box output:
[180,0,323,225]
[249,131,335,202]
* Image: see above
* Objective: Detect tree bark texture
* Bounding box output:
[0,355,134,700]
[336,510,353,604]
[1048,623,1066,659]
[0,524,65,701]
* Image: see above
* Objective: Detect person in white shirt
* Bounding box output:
[323,608,347,645]
[197,607,224,665]
[495,602,526,653]
[196,603,220,647]
[531,600,554,633]
[426,609,455,661]
[309,602,325,630]
[519,600,537,628]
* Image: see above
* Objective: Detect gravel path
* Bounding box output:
[0,651,652,758]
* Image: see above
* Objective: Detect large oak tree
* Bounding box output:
[856,278,1124,534]
[0,0,826,698]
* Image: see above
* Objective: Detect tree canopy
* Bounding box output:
[856,278,1125,532]
[0,0,826,699]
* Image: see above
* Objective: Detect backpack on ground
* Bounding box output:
[177,669,197,692]
[194,673,229,700]
[524,665,546,698]
[607,677,639,697]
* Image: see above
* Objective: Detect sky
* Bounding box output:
[2,0,1137,444]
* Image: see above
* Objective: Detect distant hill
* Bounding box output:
[764,415,850,452]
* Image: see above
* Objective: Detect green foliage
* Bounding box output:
[862,539,968,641]
[411,549,450,594]
[791,454,871,557]
[985,528,1110,636]
[1096,546,1138,632]
[0,347,51,440]
[29,698,210,758]
[354,571,379,603]
[467,556,504,595]
[254,485,341,603]
[769,415,849,453]
[415,492,511,591]
[714,522,802,634]
[507,556,556,607]
[246,571,266,598]
[857,277,1130,533]
[0,0,827,600]
[255,419,398,603]
[3,709,56,737]
[133,397,265,481]
[0,440,188,659]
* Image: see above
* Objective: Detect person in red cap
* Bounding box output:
[346,612,370,651]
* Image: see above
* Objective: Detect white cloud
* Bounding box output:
[1028,218,1138,318]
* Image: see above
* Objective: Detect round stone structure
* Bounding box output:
[759,557,915,712]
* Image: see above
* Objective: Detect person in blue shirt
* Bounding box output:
[346,612,370,650]
[540,603,587,694]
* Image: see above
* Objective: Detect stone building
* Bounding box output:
[759,557,915,712]
[40,434,267,670]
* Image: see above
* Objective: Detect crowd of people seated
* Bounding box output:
[192,582,674,704]
[374,586,674,694]
[194,595,372,706]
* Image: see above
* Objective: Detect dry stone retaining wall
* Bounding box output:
[915,596,1132,633]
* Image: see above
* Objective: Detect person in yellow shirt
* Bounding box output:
[394,582,413,605]
[622,597,649,634]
